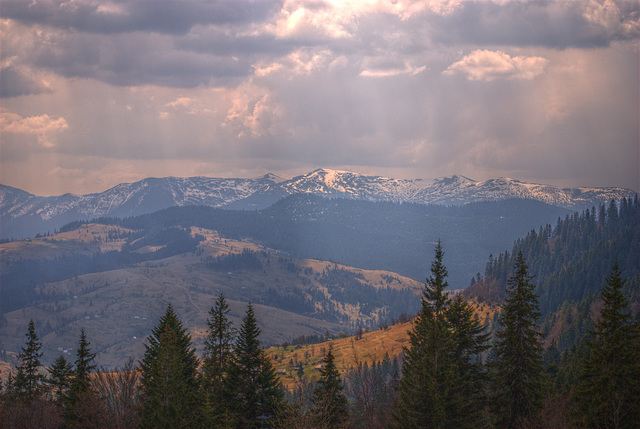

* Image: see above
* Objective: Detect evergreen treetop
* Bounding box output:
[492,251,544,428]
[202,294,235,384]
[73,329,97,392]
[64,328,98,426]
[311,349,349,428]
[394,242,487,429]
[424,240,450,317]
[139,304,201,429]
[11,319,45,400]
[47,355,74,402]
[201,294,236,427]
[574,262,640,428]
[227,303,283,428]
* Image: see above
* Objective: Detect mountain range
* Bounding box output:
[1,168,636,239]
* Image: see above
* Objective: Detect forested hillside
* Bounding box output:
[464,196,640,352]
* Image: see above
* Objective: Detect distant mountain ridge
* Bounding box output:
[1,168,636,239]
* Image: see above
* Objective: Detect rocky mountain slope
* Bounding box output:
[1,168,635,239]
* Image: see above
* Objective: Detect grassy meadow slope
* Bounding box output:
[265,295,499,390]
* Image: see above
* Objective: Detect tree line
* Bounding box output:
[2,243,639,428]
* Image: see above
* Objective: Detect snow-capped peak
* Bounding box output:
[258,173,286,183]
[1,169,637,239]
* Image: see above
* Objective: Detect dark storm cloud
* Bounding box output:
[1,0,283,89]
[8,0,636,91]
[0,65,52,98]
[430,0,639,48]
[1,0,282,35]
[15,30,253,88]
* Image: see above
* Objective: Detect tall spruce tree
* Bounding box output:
[139,304,201,428]
[394,241,487,428]
[11,320,45,400]
[201,294,236,427]
[446,295,490,425]
[310,349,349,428]
[491,251,544,428]
[574,262,640,428]
[226,303,283,428]
[64,328,98,425]
[72,329,97,393]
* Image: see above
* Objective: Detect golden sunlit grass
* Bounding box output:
[266,296,500,390]
[266,320,413,389]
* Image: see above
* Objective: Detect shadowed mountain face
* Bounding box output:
[2,168,635,239]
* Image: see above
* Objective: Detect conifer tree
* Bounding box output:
[226,303,283,428]
[47,355,74,402]
[446,295,490,425]
[574,262,640,428]
[64,328,98,425]
[491,251,544,427]
[11,319,45,400]
[394,241,485,428]
[139,304,201,428]
[73,329,97,392]
[310,349,349,428]
[3,322,62,429]
[201,294,236,427]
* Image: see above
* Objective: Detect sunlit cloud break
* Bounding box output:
[1,111,68,147]
[444,50,549,81]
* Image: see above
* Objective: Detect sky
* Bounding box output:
[1,0,638,196]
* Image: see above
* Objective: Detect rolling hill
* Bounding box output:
[0,224,422,368]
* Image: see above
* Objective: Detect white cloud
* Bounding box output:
[253,49,347,77]
[274,0,461,42]
[443,50,549,81]
[360,62,426,77]
[275,1,355,40]
[163,96,214,116]
[0,110,68,147]
[583,0,640,38]
[224,83,284,138]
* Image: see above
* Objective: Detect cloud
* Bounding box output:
[430,0,639,48]
[1,111,69,147]
[224,82,285,138]
[0,64,53,98]
[4,0,636,90]
[1,0,282,35]
[583,0,640,39]
[3,21,253,88]
[444,50,548,81]
[359,57,427,77]
[163,96,215,116]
